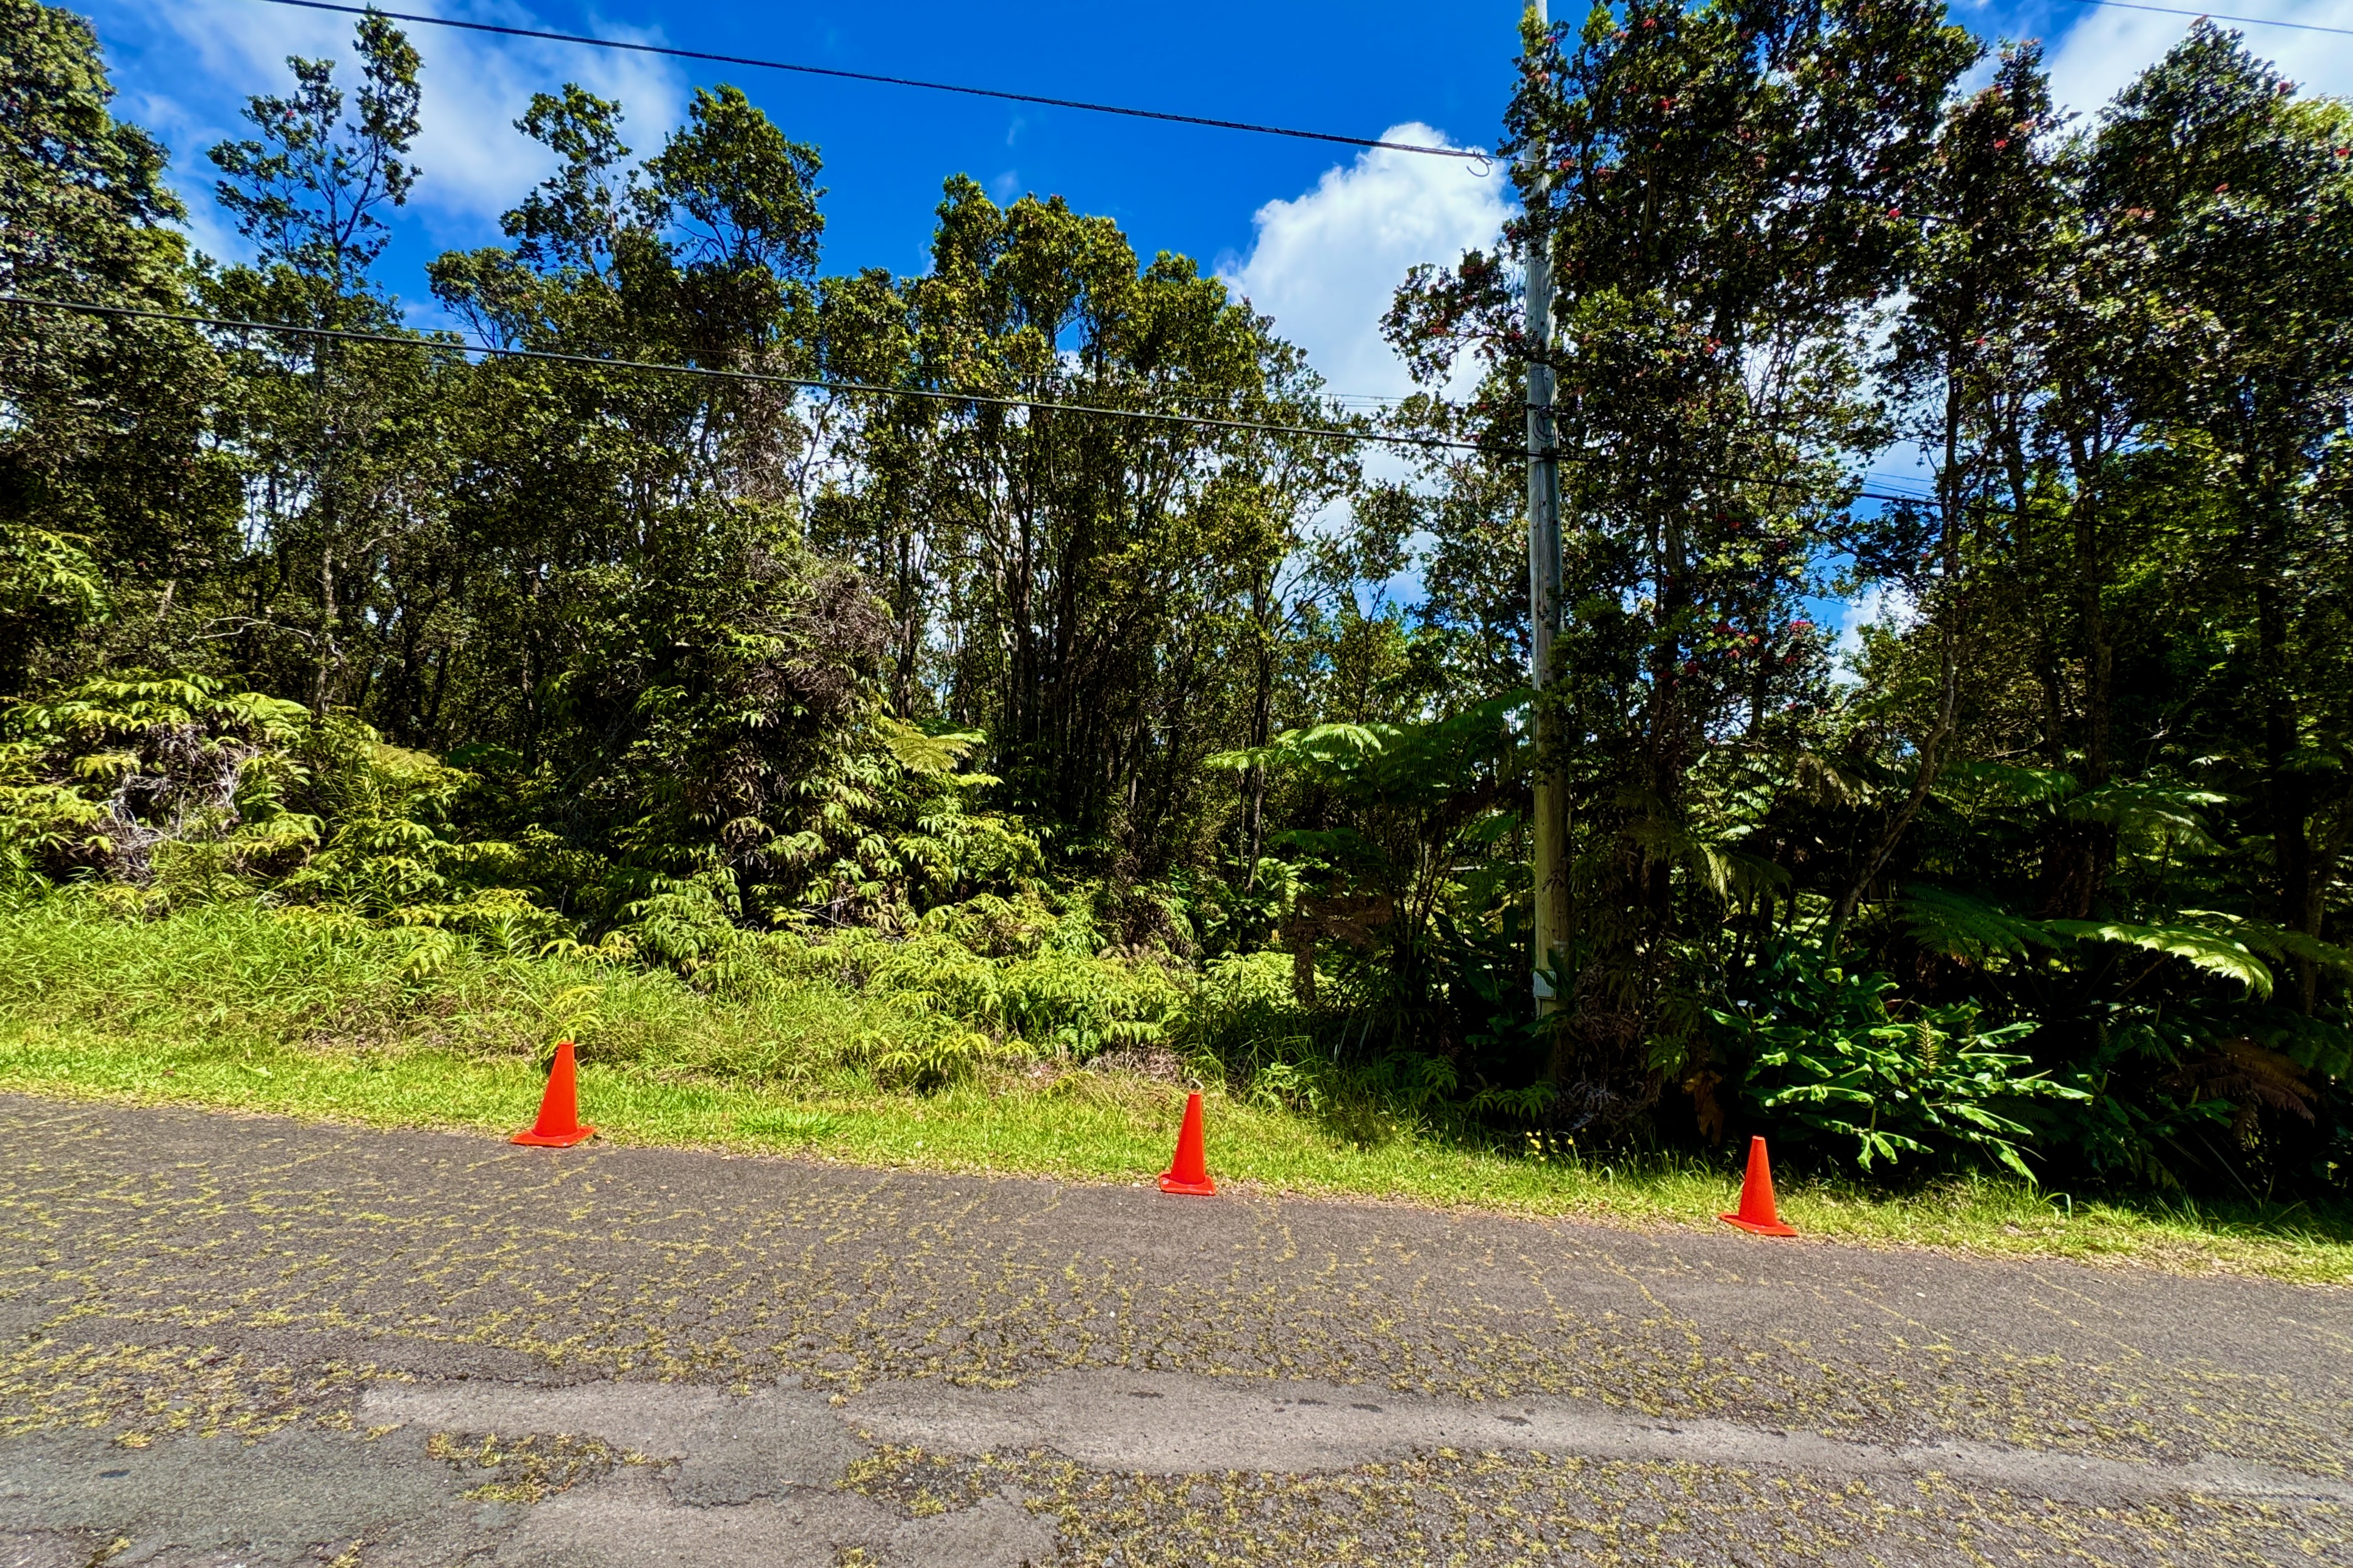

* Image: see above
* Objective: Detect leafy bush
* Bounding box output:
[0,891,922,1084]
[0,675,584,971]
[1177,952,1304,1060]
[1712,944,2085,1177]
[607,875,1190,1078]
[804,927,1183,1057]
[1,674,315,897]
[2046,998,2353,1194]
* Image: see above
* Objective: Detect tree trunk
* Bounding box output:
[1830,372,1965,949]
[2255,501,2318,1011]
[1241,576,1274,891]
[2035,435,2113,919]
[312,547,339,715]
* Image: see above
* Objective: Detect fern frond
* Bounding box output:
[2182,911,2353,977]
[1898,885,2057,964]
[876,716,984,777]
[1936,759,2077,808]
[2063,778,2227,854]
[2044,918,2273,999]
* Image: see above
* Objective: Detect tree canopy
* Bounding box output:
[2,0,2348,1200]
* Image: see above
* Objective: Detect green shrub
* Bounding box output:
[0,891,923,1086]
[1712,944,2085,1178]
[774,903,1190,1060]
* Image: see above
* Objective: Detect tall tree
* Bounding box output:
[1390,0,1978,1122]
[205,12,441,715]
[809,177,1355,879]
[2091,25,2353,1006]
[418,81,874,918]
[0,0,229,694]
[1837,46,2066,933]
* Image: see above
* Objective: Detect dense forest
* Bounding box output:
[2,0,2348,1199]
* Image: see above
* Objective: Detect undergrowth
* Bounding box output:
[1,893,2347,1285]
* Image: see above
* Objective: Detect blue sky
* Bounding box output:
[76,0,2353,404]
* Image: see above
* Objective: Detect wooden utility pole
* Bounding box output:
[1522,1,1569,1013]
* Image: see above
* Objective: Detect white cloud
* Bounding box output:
[1219,122,1509,406]
[1831,585,1918,685]
[119,0,686,252]
[1216,126,1511,610]
[2041,0,2352,118]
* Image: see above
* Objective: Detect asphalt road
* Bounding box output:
[0,1094,2346,1567]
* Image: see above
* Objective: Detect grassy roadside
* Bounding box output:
[3,899,2348,1285]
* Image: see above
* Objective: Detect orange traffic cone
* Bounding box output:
[1158,1091,1217,1196]
[1718,1135,1796,1235]
[512,1040,596,1148]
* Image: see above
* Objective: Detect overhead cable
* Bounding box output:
[0,294,1940,507]
[4,295,1501,457]
[241,0,2353,120]
[2054,0,2353,37]
[240,0,1490,162]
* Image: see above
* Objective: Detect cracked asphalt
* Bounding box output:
[0,1094,2346,1566]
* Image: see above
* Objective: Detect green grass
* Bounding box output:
[3,894,2348,1286]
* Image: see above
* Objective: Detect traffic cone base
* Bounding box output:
[1718,1134,1796,1236]
[511,1124,597,1148]
[1159,1091,1217,1196]
[1718,1210,1798,1236]
[512,1040,596,1148]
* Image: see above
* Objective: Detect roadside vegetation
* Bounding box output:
[4,894,2347,1284]
[1,0,2348,1264]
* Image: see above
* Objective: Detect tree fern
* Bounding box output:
[2043,918,2276,998]
[1898,884,2057,964]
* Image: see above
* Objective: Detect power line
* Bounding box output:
[2053,0,2353,37]
[245,0,2353,131]
[242,0,1491,162]
[0,294,1932,507]
[2,294,1494,456]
